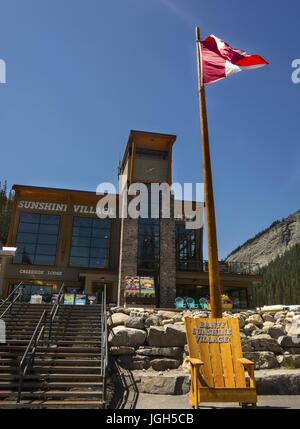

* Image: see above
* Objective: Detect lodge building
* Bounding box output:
[0,130,260,308]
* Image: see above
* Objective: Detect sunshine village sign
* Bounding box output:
[192,321,232,344]
[17,200,98,215]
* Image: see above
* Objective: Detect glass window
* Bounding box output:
[71,247,90,257]
[14,213,60,265]
[70,256,89,267]
[69,217,111,268]
[18,223,39,233]
[35,244,56,255]
[137,218,160,271]
[176,224,196,261]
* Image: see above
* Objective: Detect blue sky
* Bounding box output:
[0,0,299,258]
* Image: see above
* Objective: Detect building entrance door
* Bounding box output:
[91,282,109,304]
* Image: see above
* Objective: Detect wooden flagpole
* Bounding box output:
[195,26,222,318]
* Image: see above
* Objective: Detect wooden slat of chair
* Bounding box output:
[208,320,225,388]
[229,318,247,388]
[219,339,236,387]
[189,318,215,388]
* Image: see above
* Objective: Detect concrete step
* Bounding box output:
[0,351,102,358]
[0,350,101,365]
[6,318,101,329]
[0,381,103,389]
[3,340,102,346]
[0,373,103,381]
[0,367,102,375]
[0,400,105,409]
[0,390,104,399]
[6,332,101,344]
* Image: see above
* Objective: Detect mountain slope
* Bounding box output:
[253,244,300,306]
[226,209,300,267]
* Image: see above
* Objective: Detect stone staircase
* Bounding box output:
[0,302,107,408]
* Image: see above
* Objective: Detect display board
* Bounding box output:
[63,293,75,305]
[74,294,87,305]
[124,276,155,298]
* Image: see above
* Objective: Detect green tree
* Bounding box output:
[253,244,300,306]
[0,181,13,245]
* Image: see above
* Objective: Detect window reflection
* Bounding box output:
[69,217,111,269]
[14,213,60,265]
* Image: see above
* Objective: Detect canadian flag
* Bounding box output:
[200,35,268,85]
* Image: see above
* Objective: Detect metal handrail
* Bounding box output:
[100,285,108,401]
[0,282,23,319]
[175,259,261,275]
[48,283,65,343]
[17,310,47,403]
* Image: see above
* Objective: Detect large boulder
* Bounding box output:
[157,311,182,322]
[250,334,282,354]
[242,339,254,353]
[108,326,146,347]
[262,313,275,323]
[162,319,175,326]
[277,354,300,368]
[109,312,131,327]
[255,370,300,395]
[136,346,182,358]
[267,325,285,339]
[133,372,190,395]
[110,346,135,355]
[192,311,209,318]
[144,315,163,327]
[125,317,145,330]
[233,314,245,329]
[146,326,165,347]
[243,323,257,336]
[147,325,187,347]
[278,335,300,348]
[274,311,287,322]
[244,351,279,369]
[262,321,275,332]
[110,307,131,315]
[165,325,187,347]
[150,358,181,371]
[287,317,300,338]
[116,354,150,370]
[246,314,264,327]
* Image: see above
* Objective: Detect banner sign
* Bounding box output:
[75,294,87,305]
[124,276,155,298]
[64,293,75,305]
[140,277,155,297]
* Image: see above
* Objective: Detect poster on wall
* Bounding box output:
[75,294,87,305]
[124,276,140,297]
[64,293,75,305]
[51,294,59,304]
[124,276,155,298]
[87,295,97,305]
[140,277,155,297]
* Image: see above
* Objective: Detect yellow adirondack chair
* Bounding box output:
[184,317,257,407]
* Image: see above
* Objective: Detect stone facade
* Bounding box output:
[117,217,138,306]
[159,214,176,308]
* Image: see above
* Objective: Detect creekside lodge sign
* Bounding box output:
[18,200,98,215]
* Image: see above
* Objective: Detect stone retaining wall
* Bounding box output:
[107,307,300,373]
